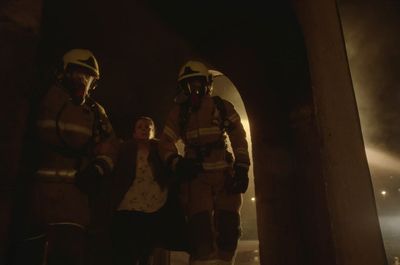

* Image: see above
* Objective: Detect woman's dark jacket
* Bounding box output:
[110,138,169,211]
[110,138,189,251]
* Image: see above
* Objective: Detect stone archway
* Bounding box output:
[212,71,258,264]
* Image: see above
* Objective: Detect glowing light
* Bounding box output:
[381,190,387,196]
[241,118,251,136]
[365,147,400,173]
[251,197,256,202]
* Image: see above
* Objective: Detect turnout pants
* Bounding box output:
[180,170,242,265]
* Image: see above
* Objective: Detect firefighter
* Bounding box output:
[11,48,118,265]
[159,60,250,265]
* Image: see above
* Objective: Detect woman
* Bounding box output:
[110,116,170,265]
[111,117,186,265]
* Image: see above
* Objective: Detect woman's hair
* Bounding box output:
[133,116,156,138]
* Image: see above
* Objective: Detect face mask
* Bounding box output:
[175,77,207,109]
[174,83,190,104]
[64,71,95,105]
[189,84,203,110]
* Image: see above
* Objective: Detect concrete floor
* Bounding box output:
[170,240,260,265]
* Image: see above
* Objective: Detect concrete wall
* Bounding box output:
[292,0,387,264]
[0,0,42,262]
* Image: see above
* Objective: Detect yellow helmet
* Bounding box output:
[177,60,211,82]
[62,49,100,78]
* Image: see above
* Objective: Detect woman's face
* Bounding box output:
[133,119,154,140]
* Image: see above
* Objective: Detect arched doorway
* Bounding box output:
[212,71,258,265]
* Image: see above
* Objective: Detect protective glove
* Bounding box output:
[225,164,249,194]
[174,156,202,182]
[75,162,104,193]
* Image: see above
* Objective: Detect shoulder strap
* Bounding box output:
[212,96,227,120]
[178,102,191,139]
[179,96,228,136]
[86,97,110,141]
[212,96,228,131]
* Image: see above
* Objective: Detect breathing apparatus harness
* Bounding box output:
[179,96,235,163]
[53,96,109,158]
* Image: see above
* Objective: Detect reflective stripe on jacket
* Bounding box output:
[159,95,250,171]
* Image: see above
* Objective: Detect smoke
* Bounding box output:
[212,73,258,240]
[366,147,400,174]
[339,3,400,259]
[338,0,400,156]
[379,215,400,261]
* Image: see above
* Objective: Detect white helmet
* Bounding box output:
[62,49,100,78]
[178,60,211,82]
